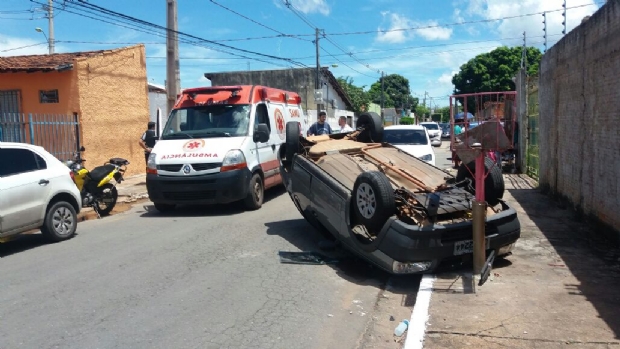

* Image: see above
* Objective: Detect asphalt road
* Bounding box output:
[433,138,454,171]
[0,188,420,349]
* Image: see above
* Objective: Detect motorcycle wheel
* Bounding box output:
[94,183,118,217]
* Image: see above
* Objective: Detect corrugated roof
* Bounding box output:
[0,46,139,73]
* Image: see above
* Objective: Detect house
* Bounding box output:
[0,45,149,176]
[204,67,354,130]
[148,82,168,135]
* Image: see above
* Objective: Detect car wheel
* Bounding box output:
[154,203,176,213]
[94,183,117,216]
[352,171,395,236]
[456,157,505,206]
[244,173,264,210]
[356,112,383,143]
[285,121,301,161]
[40,201,77,242]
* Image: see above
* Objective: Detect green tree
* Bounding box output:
[437,106,451,123]
[415,104,430,120]
[452,46,542,113]
[336,76,371,114]
[368,74,419,111]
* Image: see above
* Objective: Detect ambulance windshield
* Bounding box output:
[162,104,251,139]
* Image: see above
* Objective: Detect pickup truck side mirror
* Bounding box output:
[253,123,270,143]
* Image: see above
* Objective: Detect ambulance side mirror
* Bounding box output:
[253,123,270,143]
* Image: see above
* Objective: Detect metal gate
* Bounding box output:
[0,113,80,161]
[526,86,539,180]
[0,90,23,142]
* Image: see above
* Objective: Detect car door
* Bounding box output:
[252,103,277,188]
[0,147,52,234]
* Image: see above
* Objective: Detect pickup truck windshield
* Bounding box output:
[384,129,428,145]
[162,104,251,140]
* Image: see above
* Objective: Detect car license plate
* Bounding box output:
[454,237,490,256]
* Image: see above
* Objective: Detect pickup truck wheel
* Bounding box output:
[40,201,77,242]
[244,173,264,210]
[352,171,395,236]
[456,157,504,206]
[285,121,301,161]
[154,203,176,213]
[356,112,383,143]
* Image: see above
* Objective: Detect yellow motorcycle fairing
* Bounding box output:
[97,169,119,187]
[74,168,89,191]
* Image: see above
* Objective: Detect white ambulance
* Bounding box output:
[146,85,306,212]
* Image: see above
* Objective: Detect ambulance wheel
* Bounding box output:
[356,112,383,143]
[244,173,264,210]
[285,121,301,161]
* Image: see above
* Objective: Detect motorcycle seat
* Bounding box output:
[89,164,117,182]
[109,157,130,166]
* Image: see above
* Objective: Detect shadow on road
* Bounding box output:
[0,233,78,258]
[265,218,422,297]
[138,186,287,218]
[506,174,620,339]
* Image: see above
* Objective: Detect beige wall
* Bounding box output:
[538,1,620,235]
[76,45,149,176]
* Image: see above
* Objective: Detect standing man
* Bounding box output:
[139,121,157,168]
[307,111,332,136]
[337,116,354,133]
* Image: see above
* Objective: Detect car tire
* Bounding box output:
[285,121,301,161]
[356,112,383,143]
[244,173,264,210]
[94,183,118,216]
[154,203,176,213]
[456,157,505,206]
[40,201,77,242]
[352,171,395,236]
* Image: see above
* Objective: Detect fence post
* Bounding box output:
[73,112,81,152]
[28,113,35,144]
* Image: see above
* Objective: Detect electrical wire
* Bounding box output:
[209,0,310,42]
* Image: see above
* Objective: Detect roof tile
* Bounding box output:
[0,49,107,72]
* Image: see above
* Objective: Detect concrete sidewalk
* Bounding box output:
[412,174,620,349]
[116,173,148,202]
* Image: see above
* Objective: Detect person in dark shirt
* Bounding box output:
[139,121,157,166]
[307,111,332,136]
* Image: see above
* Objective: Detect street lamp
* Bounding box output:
[35,27,53,54]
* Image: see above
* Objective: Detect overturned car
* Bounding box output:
[277,112,520,274]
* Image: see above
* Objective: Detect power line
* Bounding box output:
[33,0,308,69]
[209,0,310,42]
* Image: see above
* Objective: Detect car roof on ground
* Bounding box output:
[384,125,426,130]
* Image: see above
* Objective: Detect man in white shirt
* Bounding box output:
[337,116,354,133]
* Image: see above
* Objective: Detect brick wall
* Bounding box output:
[76,45,149,177]
[539,1,620,234]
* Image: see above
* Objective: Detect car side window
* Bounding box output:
[0,148,44,177]
[254,104,271,132]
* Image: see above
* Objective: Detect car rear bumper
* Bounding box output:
[146,169,250,205]
[355,202,521,274]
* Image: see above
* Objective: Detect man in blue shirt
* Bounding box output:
[307,111,332,136]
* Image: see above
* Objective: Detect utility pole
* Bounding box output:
[315,28,322,115]
[46,0,55,54]
[166,0,180,115]
[380,71,384,121]
[521,31,527,72]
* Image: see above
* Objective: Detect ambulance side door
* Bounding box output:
[252,103,277,188]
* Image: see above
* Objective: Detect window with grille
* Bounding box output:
[39,90,59,103]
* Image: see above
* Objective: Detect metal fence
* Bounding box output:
[0,113,80,161]
[526,86,539,180]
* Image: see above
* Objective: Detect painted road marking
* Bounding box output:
[404,274,435,349]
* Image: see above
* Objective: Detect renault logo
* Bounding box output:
[182,164,191,175]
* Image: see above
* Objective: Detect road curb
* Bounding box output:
[403,274,435,349]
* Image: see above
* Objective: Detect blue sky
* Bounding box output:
[1,0,602,107]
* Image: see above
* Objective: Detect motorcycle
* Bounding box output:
[65,146,130,218]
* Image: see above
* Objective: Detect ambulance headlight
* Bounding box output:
[221,149,247,172]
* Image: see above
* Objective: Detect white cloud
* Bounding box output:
[0,35,51,56]
[273,0,330,15]
[376,13,453,44]
[461,0,599,39]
